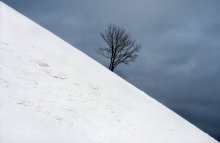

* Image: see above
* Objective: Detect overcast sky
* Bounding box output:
[2,0,220,141]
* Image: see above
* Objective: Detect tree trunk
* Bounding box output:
[108,63,114,71]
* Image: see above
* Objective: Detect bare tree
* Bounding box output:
[96,24,141,72]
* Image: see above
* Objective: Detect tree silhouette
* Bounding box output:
[96,24,141,72]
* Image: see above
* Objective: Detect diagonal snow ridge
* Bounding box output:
[0,1,218,143]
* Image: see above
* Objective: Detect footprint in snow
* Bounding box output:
[16,99,32,107]
[0,41,10,46]
[54,115,64,123]
[52,74,67,79]
[36,60,49,68]
[0,78,10,88]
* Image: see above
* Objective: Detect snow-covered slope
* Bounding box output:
[0,2,218,143]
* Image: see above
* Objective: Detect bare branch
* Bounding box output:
[96,24,142,71]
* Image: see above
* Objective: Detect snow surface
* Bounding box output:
[0,1,218,143]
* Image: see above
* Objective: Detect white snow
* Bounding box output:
[0,1,218,143]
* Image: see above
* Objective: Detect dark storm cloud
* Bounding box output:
[2,0,220,141]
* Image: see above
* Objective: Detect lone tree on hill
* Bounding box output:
[96,24,142,72]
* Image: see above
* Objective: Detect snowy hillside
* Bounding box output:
[0,2,218,143]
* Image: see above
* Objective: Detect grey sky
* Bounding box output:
[2,0,220,141]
